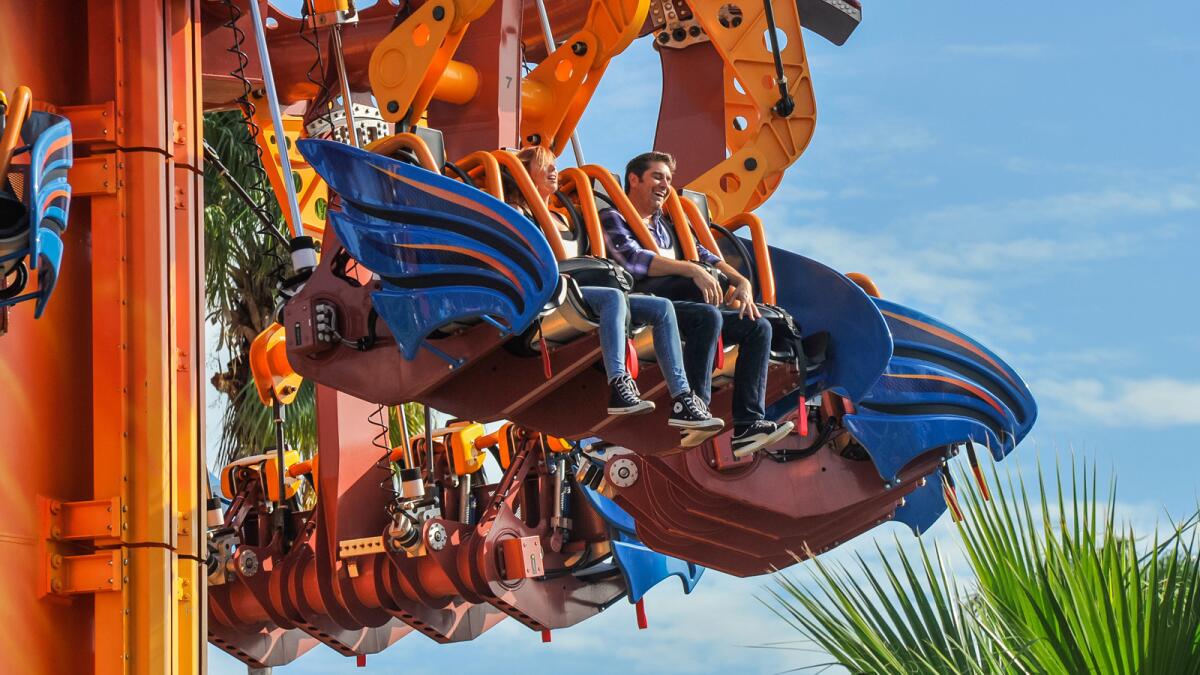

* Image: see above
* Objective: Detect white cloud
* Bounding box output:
[943,43,1048,59]
[1034,376,1200,427]
[905,183,1200,231]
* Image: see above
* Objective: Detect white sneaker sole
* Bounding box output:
[607,401,656,416]
[731,421,795,458]
[668,417,725,432]
[679,427,723,448]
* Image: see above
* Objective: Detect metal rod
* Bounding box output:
[330,25,360,148]
[271,396,290,552]
[532,0,586,166]
[424,405,434,480]
[761,0,794,117]
[202,141,290,248]
[247,0,307,239]
[458,473,472,523]
[396,404,415,470]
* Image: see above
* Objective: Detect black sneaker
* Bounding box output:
[607,375,655,416]
[668,393,724,431]
[731,420,795,457]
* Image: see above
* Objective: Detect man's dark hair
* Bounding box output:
[624,151,676,191]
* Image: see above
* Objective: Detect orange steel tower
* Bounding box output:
[0,1,207,672]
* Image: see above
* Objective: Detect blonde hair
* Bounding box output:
[505,145,557,212]
[516,145,556,177]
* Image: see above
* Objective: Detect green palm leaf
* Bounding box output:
[768,450,1200,674]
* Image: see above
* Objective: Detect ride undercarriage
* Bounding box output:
[0,0,1036,671]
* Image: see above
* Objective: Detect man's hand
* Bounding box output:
[727,276,760,320]
[688,264,723,305]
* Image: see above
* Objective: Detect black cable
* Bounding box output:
[709,222,759,301]
[299,0,337,136]
[203,141,290,248]
[761,0,794,117]
[444,160,476,187]
[220,0,289,276]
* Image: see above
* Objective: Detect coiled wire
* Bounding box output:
[220,0,289,275]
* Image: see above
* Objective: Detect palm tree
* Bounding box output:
[203,110,427,466]
[767,455,1200,674]
[204,109,315,466]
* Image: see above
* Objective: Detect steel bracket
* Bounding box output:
[59,101,117,145]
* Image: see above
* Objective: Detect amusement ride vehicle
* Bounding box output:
[0,0,1035,671]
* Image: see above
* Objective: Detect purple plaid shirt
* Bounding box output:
[599,207,721,280]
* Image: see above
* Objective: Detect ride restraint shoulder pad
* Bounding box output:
[297,139,559,360]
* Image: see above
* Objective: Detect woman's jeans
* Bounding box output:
[579,286,691,399]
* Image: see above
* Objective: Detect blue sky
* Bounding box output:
[211,1,1200,672]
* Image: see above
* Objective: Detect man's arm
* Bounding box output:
[600,208,723,304]
[713,259,761,320]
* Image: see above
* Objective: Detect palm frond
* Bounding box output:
[767,449,1200,675]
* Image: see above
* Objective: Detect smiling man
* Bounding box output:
[599,151,793,456]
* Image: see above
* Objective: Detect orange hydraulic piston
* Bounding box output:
[432,60,481,105]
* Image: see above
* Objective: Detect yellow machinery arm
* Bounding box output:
[369,0,494,125]
[680,0,817,222]
[520,0,651,154]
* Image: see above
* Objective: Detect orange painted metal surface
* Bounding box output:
[1,0,206,672]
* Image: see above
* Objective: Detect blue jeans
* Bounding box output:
[579,286,691,398]
[672,301,772,425]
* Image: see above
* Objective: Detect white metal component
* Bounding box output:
[608,457,639,489]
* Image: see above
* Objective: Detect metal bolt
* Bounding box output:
[657,32,670,43]
[432,5,445,20]
[50,526,61,539]
[387,100,399,114]
[51,579,63,593]
[49,502,61,515]
[743,157,758,171]
[526,134,541,145]
[427,522,448,551]
[51,554,63,569]
[609,458,639,488]
[672,27,686,42]
[571,41,588,56]
[689,25,702,37]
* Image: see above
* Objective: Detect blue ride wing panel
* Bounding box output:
[0,110,72,317]
[891,468,948,535]
[297,139,558,359]
[762,243,893,421]
[844,298,1037,483]
[581,483,704,604]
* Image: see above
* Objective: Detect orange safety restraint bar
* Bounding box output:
[661,189,700,262]
[453,150,505,199]
[578,165,658,254]
[555,167,605,258]
[719,212,777,305]
[365,132,441,173]
[489,149,568,261]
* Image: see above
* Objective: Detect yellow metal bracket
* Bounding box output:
[369,0,494,124]
[683,0,817,221]
[250,91,330,240]
[521,0,650,153]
